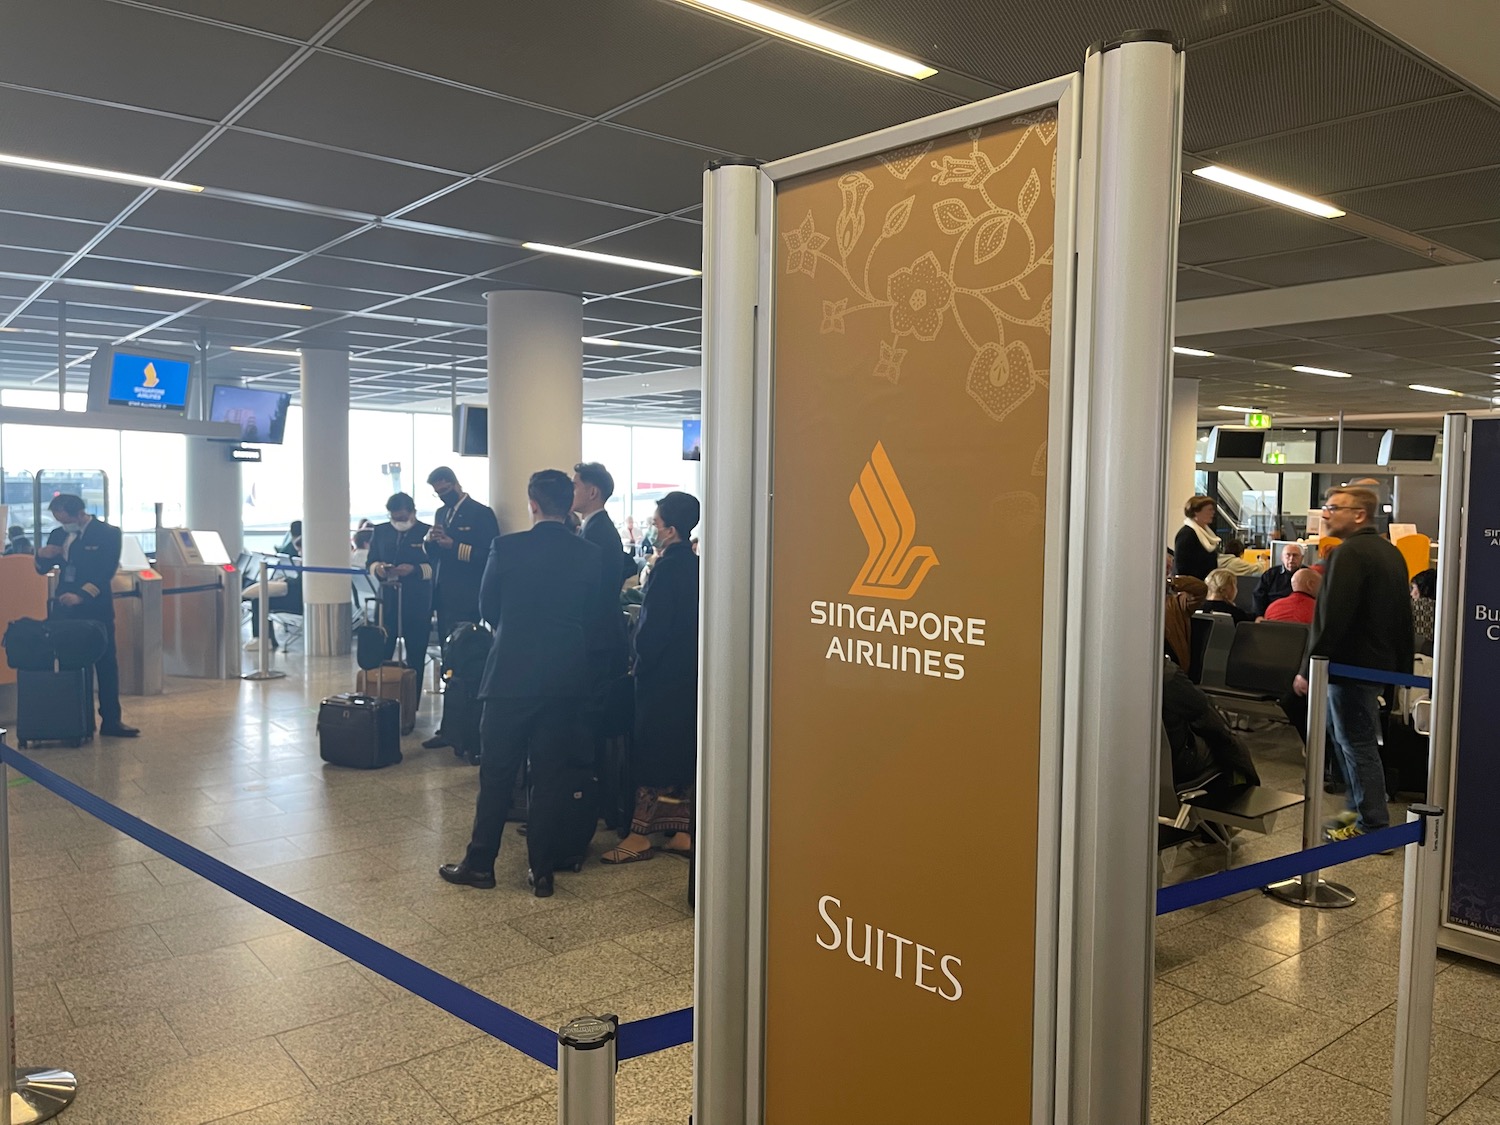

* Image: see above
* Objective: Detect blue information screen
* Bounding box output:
[108,352,191,411]
[682,417,702,461]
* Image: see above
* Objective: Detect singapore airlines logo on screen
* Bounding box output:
[848,442,938,600]
[140,362,160,389]
[807,442,985,683]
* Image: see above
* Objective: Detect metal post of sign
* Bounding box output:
[557,1015,616,1125]
[0,733,78,1123]
[1267,657,1355,908]
[1391,804,1443,1125]
[243,560,284,682]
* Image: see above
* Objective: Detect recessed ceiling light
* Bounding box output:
[1193,165,1345,219]
[522,243,701,277]
[1174,346,1215,357]
[133,285,312,311]
[667,0,937,79]
[231,346,301,357]
[1409,383,1462,396]
[581,336,701,355]
[1217,405,1258,412]
[0,152,204,194]
[1292,365,1353,379]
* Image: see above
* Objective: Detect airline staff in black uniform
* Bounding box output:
[423,466,499,750]
[366,492,432,674]
[34,494,137,738]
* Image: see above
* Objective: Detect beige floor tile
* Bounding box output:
[162,960,387,1056]
[15,923,174,992]
[508,890,688,955]
[615,1044,693,1125]
[404,1034,554,1120]
[144,837,309,887]
[11,862,163,913]
[244,930,348,978]
[9,848,81,881]
[1308,1007,1500,1116]
[210,1064,458,1125]
[239,848,397,895]
[589,972,695,1023]
[14,981,75,1039]
[63,879,243,938]
[399,923,552,983]
[57,944,275,1026]
[1250,944,1400,1022]
[20,1009,187,1084]
[1155,991,1352,1084]
[1196,885,1401,956]
[1156,919,1288,977]
[1444,1091,1500,1125]
[1161,960,1262,1005]
[1154,981,1203,1025]
[13,906,77,951]
[1199,1063,1418,1125]
[1315,903,1405,967]
[616,918,695,976]
[469,1094,557,1125]
[470,940,668,1022]
[77,1035,313,1125]
[1437,962,1500,1043]
[1152,1042,1258,1125]
[150,904,292,957]
[275,995,479,1086]
[282,816,440,859]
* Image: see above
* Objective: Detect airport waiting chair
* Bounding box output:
[1221,620,1309,700]
[1232,575,1258,615]
[1191,612,1237,689]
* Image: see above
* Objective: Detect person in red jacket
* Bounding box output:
[1262,568,1322,624]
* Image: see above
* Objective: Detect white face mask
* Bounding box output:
[392,519,415,533]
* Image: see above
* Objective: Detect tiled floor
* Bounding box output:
[3,654,1498,1123]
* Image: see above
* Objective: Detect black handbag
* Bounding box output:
[2,618,54,671]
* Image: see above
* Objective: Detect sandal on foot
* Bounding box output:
[601,844,655,864]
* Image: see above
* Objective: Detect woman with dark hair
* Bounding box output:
[1173,495,1220,582]
[1411,568,1437,656]
[603,491,701,864]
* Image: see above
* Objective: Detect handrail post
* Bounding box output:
[1391,805,1443,1125]
[242,556,285,682]
[0,731,77,1124]
[1267,656,1356,908]
[557,1015,616,1125]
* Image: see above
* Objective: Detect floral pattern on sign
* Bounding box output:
[781,109,1056,409]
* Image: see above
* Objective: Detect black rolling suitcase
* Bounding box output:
[318,693,401,769]
[529,767,599,873]
[442,672,483,765]
[15,667,94,749]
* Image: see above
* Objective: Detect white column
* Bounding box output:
[485,290,583,532]
[1165,377,1199,547]
[185,436,242,558]
[300,347,351,656]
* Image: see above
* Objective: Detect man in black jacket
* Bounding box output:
[439,469,603,897]
[34,494,137,737]
[365,492,432,675]
[1251,542,1304,616]
[1293,487,1413,841]
[422,467,499,749]
[572,462,631,684]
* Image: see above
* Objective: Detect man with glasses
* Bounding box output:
[1293,487,1413,842]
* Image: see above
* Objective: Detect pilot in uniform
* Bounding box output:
[423,466,500,750]
[34,493,137,738]
[366,492,432,674]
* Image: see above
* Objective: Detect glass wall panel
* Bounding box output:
[240,405,304,551]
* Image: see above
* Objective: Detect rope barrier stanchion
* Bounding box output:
[243,558,284,682]
[0,729,77,1123]
[1266,656,1357,909]
[1391,804,1444,1125]
[558,1015,618,1125]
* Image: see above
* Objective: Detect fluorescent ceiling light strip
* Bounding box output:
[1409,383,1462,396]
[0,152,203,194]
[581,336,701,355]
[1173,346,1215,357]
[1192,166,1345,219]
[133,285,312,311]
[231,345,301,357]
[1292,365,1353,379]
[1217,405,1258,412]
[522,242,701,277]
[669,0,935,78]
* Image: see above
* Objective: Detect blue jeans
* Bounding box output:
[1327,682,1389,830]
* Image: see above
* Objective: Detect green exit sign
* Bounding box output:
[1245,412,1273,429]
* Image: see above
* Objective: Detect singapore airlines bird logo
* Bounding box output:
[848,442,939,601]
[141,362,159,388]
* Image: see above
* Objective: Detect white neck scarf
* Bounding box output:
[1184,518,1220,553]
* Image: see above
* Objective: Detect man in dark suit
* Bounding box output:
[440,469,603,898]
[1251,542,1304,617]
[33,494,137,737]
[365,492,432,675]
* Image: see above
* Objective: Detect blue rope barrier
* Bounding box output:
[267,563,365,576]
[617,1006,694,1060]
[1157,819,1423,916]
[1328,662,1431,689]
[161,582,223,597]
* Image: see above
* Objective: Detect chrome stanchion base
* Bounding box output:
[242,670,287,681]
[1265,878,1357,909]
[11,1066,78,1123]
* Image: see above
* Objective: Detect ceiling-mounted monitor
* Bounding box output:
[1203,426,1266,463]
[1377,430,1438,465]
[209,384,290,444]
[453,403,487,457]
[87,344,195,415]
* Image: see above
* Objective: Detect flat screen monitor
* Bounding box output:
[209,384,290,444]
[1377,430,1438,464]
[454,404,487,457]
[1204,426,1266,463]
[91,347,193,414]
[682,418,702,462]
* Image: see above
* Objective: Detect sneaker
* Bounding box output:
[1325,822,1396,854]
[1322,810,1358,833]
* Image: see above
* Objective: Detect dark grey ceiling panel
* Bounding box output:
[0,87,210,177]
[1315,326,1468,348]
[613,39,959,160]
[1177,207,1356,266]
[1262,314,1418,338]
[400,180,636,244]
[356,297,485,326]
[130,0,356,40]
[1421,220,1500,260]
[328,0,755,116]
[0,213,103,255]
[1174,269,1265,300]
[585,219,704,270]
[91,228,294,276]
[580,297,690,327]
[0,171,140,225]
[1404,305,1500,328]
[1177,174,1258,225]
[331,228,528,275]
[275,254,462,297]
[1211,239,1437,286]
[236,53,576,174]
[0,247,69,276]
[180,132,458,215]
[127,193,361,252]
[1181,9,1453,151]
[1334,167,1500,232]
[493,126,726,213]
[63,256,248,294]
